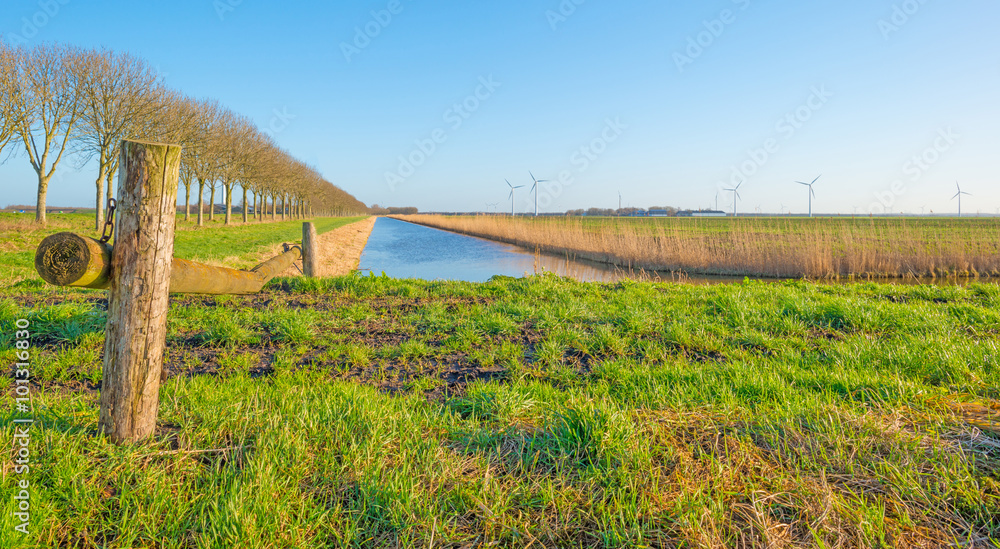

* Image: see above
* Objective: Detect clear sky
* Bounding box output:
[2,0,998,215]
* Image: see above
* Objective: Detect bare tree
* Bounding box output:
[203,107,246,224]
[0,42,22,161]
[75,48,163,229]
[145,92,206,222]
[8,43,83,224]
[237,132,275,223]
[185,99,222,226]
[214,112,256,225]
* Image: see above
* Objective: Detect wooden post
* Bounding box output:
[99,140,182,444]
[302,222,318,277]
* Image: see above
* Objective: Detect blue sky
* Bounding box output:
[2,0,997,215]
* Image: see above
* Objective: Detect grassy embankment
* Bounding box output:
[2,218,999,547]
[397,215,1000,280]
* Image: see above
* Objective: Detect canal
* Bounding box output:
[357,217,733,283]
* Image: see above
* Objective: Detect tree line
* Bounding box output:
[564,207,681,217]
[0,41,368,229]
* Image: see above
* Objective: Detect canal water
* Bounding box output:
[358,217,996,285]
[357,217,734,283]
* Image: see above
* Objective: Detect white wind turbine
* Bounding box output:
[506,179,525,217]
[952,182,971,217]
[529,172,549,217]
[724,181,743,217]
[796,175,821,217]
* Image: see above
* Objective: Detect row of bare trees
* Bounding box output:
[0,41,367,227]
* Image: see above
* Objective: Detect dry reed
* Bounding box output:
[396,215,1000,279]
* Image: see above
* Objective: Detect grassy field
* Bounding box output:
[0,213,366,284]
[2,218,999,547]
[397,215,1000,280]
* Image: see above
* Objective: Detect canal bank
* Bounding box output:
[262,216,377,278]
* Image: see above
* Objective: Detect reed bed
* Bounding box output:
[397,214,1000,279]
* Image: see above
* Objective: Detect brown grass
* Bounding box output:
[397,214,1000,279]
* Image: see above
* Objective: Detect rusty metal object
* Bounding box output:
[35,232,301,295]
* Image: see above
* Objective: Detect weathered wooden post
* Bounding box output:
[302,222,318,277]
[99,140,182,443]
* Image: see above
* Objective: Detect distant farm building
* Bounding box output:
[678,209,727,217]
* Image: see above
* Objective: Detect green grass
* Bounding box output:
[2,274,999,547]
[2,214,998,547]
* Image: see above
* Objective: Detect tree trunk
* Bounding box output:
[106,169,115,205]
[209,184,216,221]
[99,140,182,444]
[197,179,205,226]
[94,150,115,231]
[183,181,191,221]
[224,183,233,225]
[35,172,49,225]
[270,194,276,220]
[241,187,248,223]
[95,172,106,231]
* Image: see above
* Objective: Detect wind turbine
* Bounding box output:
[952,181,971,217]
[506,179,525,217]
[529,172,549,217]
[796,175,821,217]
[724,181,742,217]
